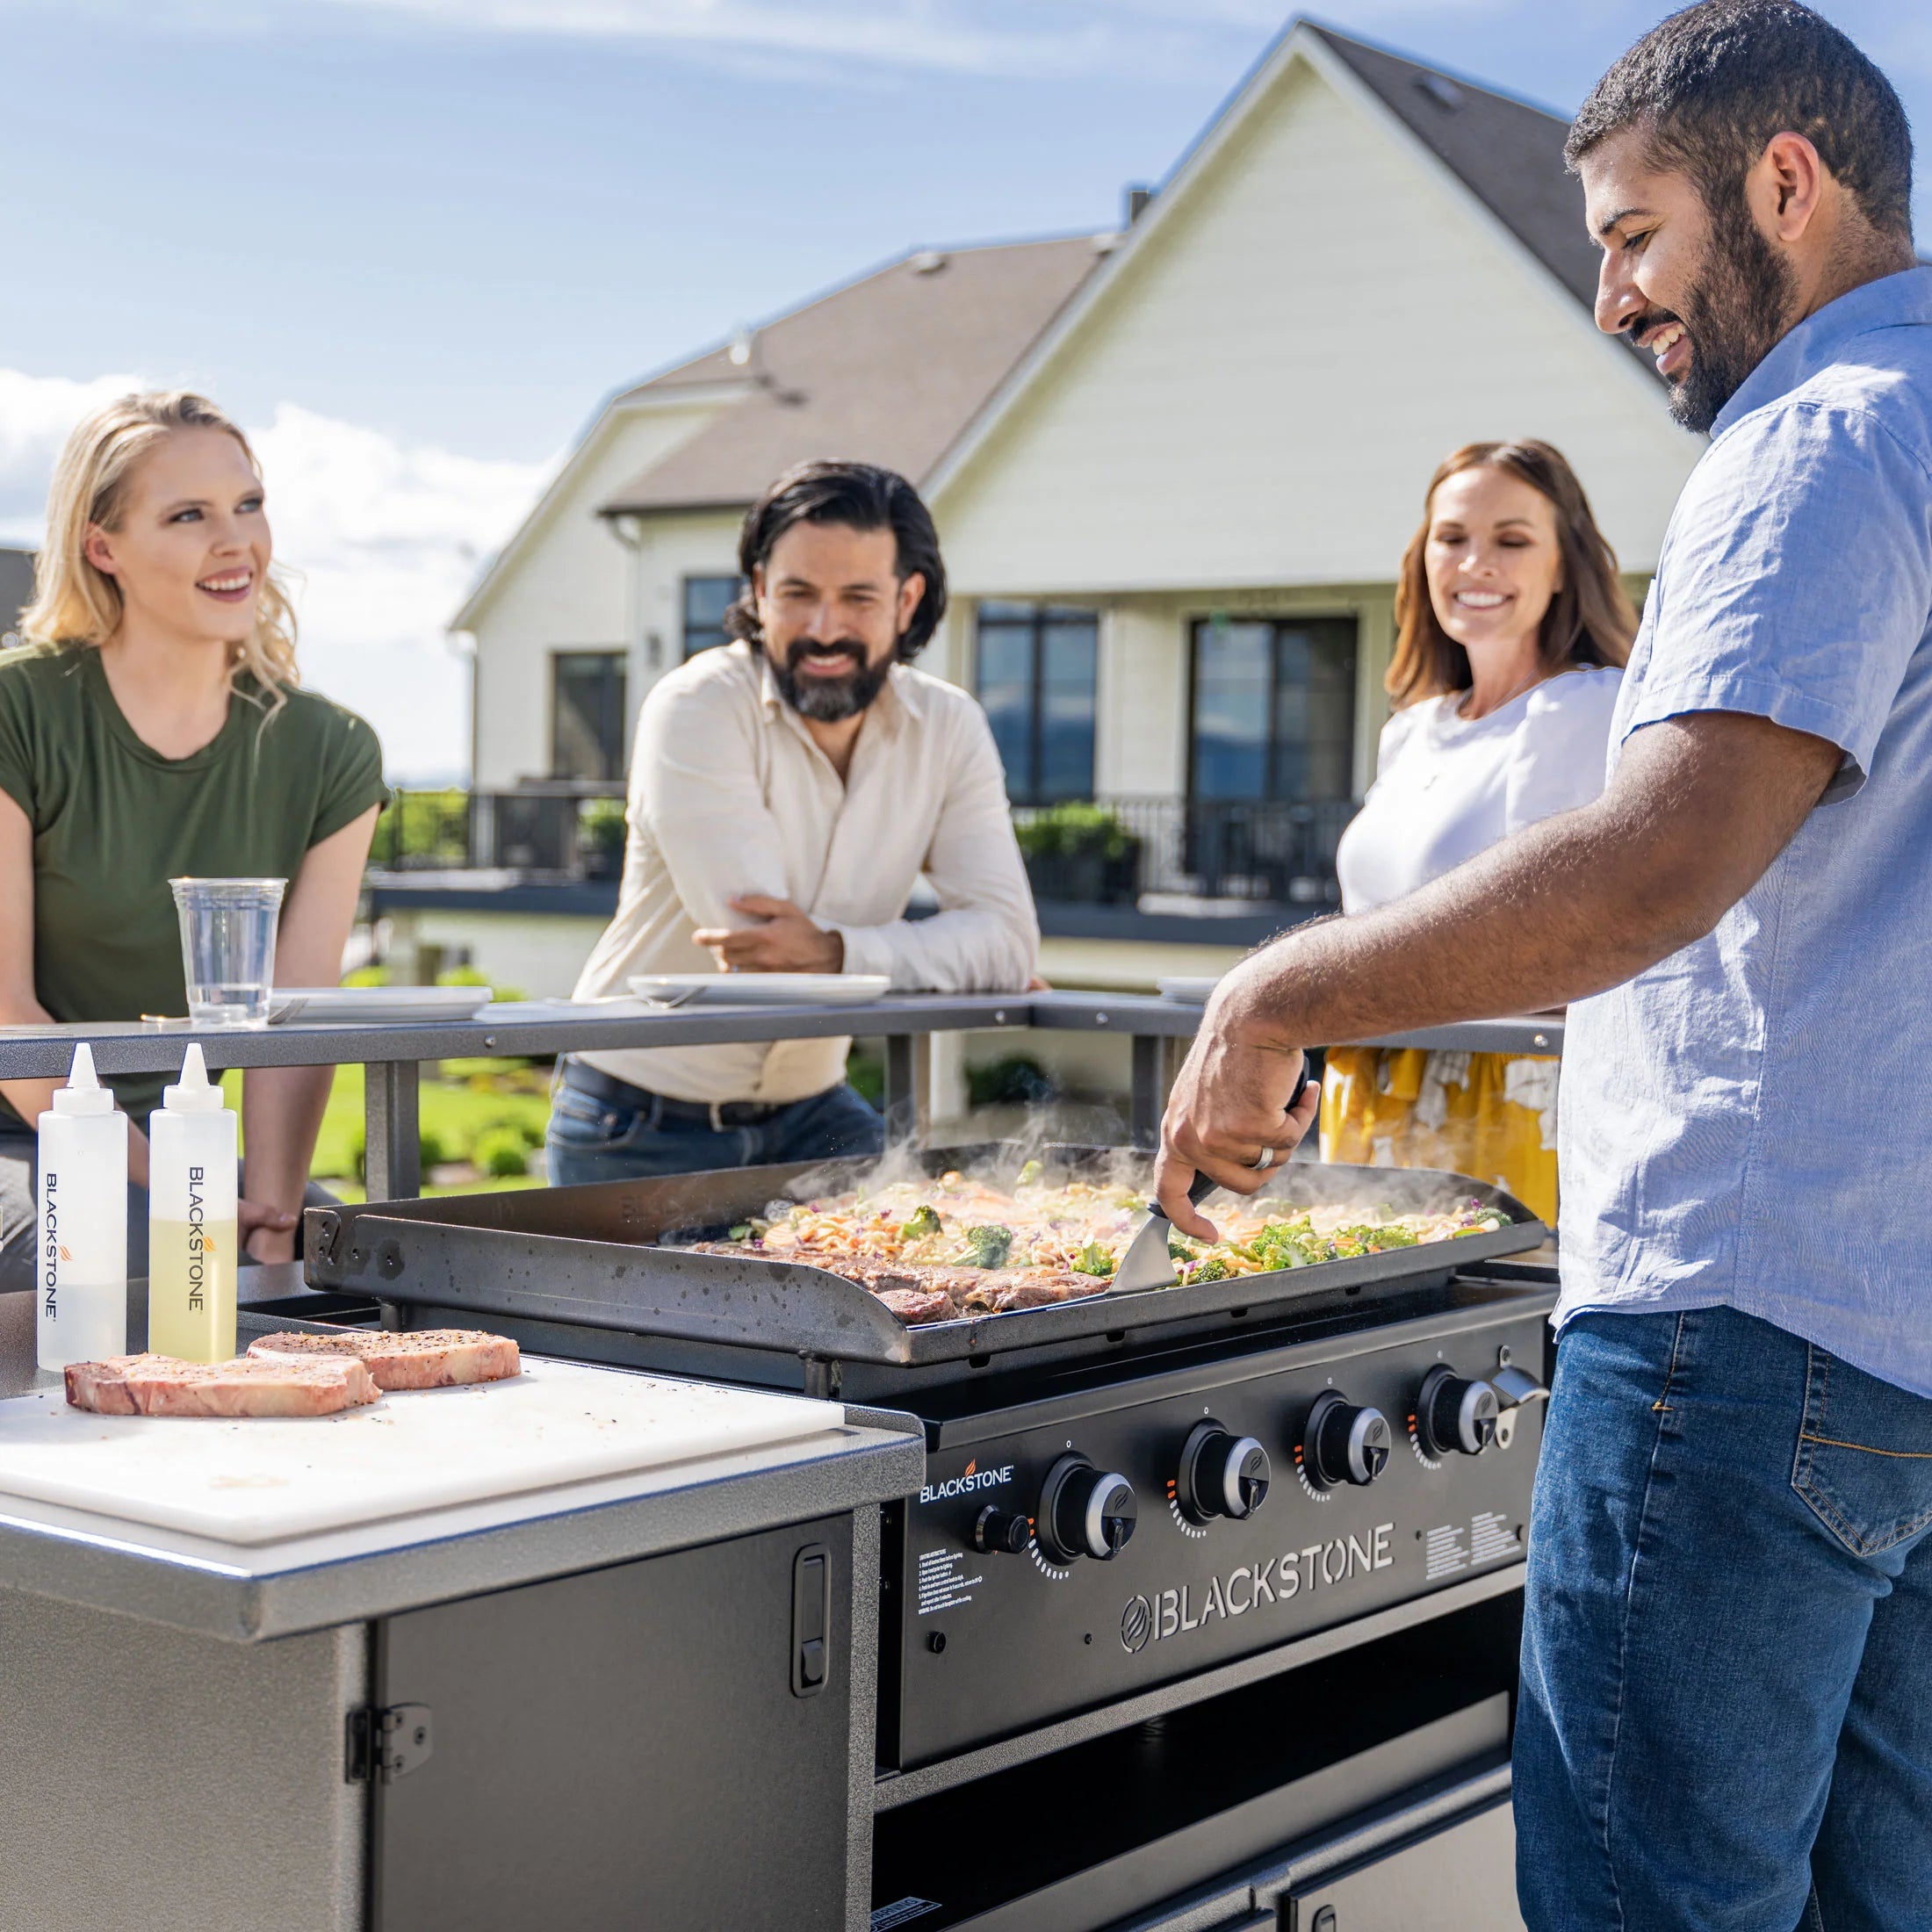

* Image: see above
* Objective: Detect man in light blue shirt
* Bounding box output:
[1154,4,1932,1924]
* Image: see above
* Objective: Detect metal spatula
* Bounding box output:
[1113,1061,1310,1294]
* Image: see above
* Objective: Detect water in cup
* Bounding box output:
[169,876,286,1027]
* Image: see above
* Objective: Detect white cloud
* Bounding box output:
[0,369,550,781]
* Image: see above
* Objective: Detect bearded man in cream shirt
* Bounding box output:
[546,459,1040,1184]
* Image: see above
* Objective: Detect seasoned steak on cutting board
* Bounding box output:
[65,1352,380,1417]
[248,1328,521,1389]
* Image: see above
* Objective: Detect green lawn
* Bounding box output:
[223,1060,554,1201]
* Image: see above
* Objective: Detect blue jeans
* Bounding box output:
[544,1063,885,1186]
[1517,1305,1932,1930]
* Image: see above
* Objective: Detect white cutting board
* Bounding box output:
[0,1359,843,1546]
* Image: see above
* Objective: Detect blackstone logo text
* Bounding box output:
[41,1171,57,1318]
[919,1465,1014,1504]
[1120,1525,1395,1653]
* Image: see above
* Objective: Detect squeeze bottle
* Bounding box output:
[147,1044,239,1364]
[35,1042,128,1371]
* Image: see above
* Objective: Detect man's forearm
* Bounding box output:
[1219,802,1683,1048]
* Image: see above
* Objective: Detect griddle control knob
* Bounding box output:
[1304,1391,1392,1489]
[1416,1366,1501,1458]
[973,1505,1033,1555]
[1036,1453,1138,1562]
[1177,1420,1272,1523]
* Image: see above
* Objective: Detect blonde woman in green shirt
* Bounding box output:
[0,392,387,1289]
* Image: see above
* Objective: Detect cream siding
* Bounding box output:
[934,53,1698,599]
[465,403,721,787]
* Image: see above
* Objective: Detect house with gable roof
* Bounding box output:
[429,18,1697,1006]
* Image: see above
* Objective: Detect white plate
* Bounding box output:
[1157,976,1222,1004]
[629,973,891,1007]
[269,986,494,1025]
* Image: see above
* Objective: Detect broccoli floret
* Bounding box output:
[1015,1158,1043,1186]
[963,1224,1014,1268]
[1074,1240,1116,1278]
[1184,1255,1232,1284]
[1249,1219,1319,1271]
[1168,1233,1199,1263]
[899,1204,943,1242]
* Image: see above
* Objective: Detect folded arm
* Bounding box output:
[1155,710,1843,1232]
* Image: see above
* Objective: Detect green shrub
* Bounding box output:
[967,1055,1056,1107]
[473,1125,533,1179]
[847,1049,885,1107]
[1013,802,1131,861]
[417,1128,450,1172]
[580,797,628,854]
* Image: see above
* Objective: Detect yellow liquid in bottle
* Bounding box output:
[147,1218,238,1363]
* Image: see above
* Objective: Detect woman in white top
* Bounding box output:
[1323,439,1639,1222]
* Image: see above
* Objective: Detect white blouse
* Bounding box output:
[1335,666,1623,914]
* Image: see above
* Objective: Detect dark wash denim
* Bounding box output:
[1517,1305,1932,1930]
[544,1060,885,1186]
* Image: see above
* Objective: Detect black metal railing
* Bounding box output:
[371,782,627,880]
[369,787,1353,909]
[1007,795,1352,908]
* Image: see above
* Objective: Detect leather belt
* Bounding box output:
[562,1059,790,1131]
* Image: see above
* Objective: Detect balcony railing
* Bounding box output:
[369,787,1352,909]
[370,782,626,879]
[1012,796,1352,909]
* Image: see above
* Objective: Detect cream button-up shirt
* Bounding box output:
[572,642,1040,1105]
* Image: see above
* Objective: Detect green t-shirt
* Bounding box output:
[0,645,389,1128]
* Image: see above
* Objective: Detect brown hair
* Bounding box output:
[1387,440,1638,708]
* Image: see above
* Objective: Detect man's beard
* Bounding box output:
[1648,196,1800,435]
[772,639,891,722]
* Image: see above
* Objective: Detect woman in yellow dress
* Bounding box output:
[1320,440,1638,1223]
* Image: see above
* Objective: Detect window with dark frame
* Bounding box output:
[975,602,1099,804]
[1188,617,1357,802]
[550,651,627,782]
[681,574,745,659]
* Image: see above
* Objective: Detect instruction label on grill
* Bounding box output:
[1424,1511,1523,1581]
[916,1546,981,1617]
[873,1900,941,1930]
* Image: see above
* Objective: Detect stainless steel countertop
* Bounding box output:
[0,1412,924,1644]
[0,1278,924,1643]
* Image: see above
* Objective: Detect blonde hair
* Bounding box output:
[19,390,299,709]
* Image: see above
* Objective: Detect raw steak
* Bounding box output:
[248,1328,521,1390]
[65,1352,379,1417]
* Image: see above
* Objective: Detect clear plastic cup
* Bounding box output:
[169,877,286,1027]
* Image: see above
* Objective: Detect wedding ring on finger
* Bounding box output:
[1250,1144,1281,1172]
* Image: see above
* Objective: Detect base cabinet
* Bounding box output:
[370,1516,854,1931]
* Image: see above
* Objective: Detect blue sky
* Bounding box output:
[1,0,1926,774]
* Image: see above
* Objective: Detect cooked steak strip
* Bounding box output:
[871,1287,957,1324]
[248,1328,520,1390]
[65,1352,379,1417]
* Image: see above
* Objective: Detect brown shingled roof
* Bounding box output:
[598,236,1104,515]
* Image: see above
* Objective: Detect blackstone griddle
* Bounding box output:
[299,1142,1554,1920]
[303,1144,1541,1398]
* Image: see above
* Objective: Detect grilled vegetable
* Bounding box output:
[900,1204,943,1242]
[1016,1158,1043,1186]
[1182,1256,1232,1285]
[1074,1240,1116,1278]
[962,1224,1014,1268]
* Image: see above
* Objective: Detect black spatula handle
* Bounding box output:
[1180,1056,1312,1207]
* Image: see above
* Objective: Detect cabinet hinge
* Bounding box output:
[345,1703,434,1784]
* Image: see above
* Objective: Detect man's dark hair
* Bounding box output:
[725,459,948,660]
[1566,0,1914,241]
